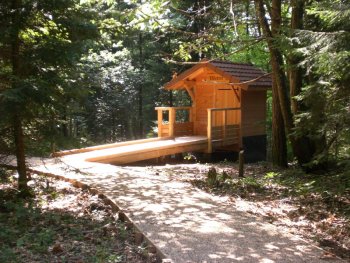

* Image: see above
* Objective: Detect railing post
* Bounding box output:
[238,107,243,148]
[222,109,227,142]
[169,108,175,137]
[207,109,213,153]
[157,109,163,137]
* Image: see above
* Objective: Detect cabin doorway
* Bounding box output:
[215,87,235,108]
[212,87,240,127]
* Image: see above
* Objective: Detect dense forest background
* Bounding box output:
[0,0,349,192]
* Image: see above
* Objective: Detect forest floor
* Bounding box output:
[1,161,349,262]
[0,169,155,263]
[148,161,350,260]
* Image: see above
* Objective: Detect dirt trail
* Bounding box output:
[17,156,345,263]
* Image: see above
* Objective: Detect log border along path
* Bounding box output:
[6,155,344,263]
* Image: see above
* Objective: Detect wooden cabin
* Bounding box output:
[54,60,271,164]
[155,60,272,161]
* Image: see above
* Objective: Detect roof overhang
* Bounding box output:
[164,61,237,90]
[164,60,271,91]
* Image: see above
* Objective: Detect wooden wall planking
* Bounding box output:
[192,70,241,136]
[165,68,267,140]
[194,84,213,135]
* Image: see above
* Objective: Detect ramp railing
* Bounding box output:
[207,107,242,153]
[155,107,193,137]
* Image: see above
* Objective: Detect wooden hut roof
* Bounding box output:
[165,60,272,90]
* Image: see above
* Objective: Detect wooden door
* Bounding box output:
[194,85,213,135]
[213,87,238,126]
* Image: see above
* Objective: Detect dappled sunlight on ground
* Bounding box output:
[26,157,344,262]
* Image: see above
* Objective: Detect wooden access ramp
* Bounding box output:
[53,136,208,165]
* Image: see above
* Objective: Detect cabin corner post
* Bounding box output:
[207,108,213,153]
[169,107,175,137]
[157,109,163,137]
[238,107,243,149]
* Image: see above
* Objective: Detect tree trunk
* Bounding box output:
[11,0,28,192]
[289,0,304,115]
[254,0,314,166]
[169,90,173,106]
[138,32,144,138]
[270,0,287,167]
[271,78,287,167]
[13,113,28,192]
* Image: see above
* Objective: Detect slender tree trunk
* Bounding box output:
[245,1,250,36]
[169,90,173,106]
[62,108,69,137]
[271,77,287,167]
[254,0,314,166]
[245,1,252,63]
[11,0,28,192]
[138,32,144,138]
[13,113,28,191]
[270,0,287,167]
[289,0,304,115]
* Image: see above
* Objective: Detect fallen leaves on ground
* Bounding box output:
[0,172,155,263]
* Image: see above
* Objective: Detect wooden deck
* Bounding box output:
[56,136,208,165]
[54,105,242,165]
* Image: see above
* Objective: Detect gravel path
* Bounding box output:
[23,156,343,263]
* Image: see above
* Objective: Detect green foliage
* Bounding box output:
[206,167,233,188]
[184,153,197,162]
[0,0,348,170]
[206,167,218,187]
[0,0,100,155]
[290,1,350,164]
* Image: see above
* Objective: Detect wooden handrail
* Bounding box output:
[208,107,241,112]
[155,106,192,111]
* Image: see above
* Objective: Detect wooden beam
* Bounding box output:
[185,86,195,102]
[231,86,241,103]
[184,84,196,129]
[157,109,163,137]
[169,108,175,137]
[209,107,241,112]
[184,80,196,87]
[207,109,213,153]
[155,106,191,111]
[187,67,205,81]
